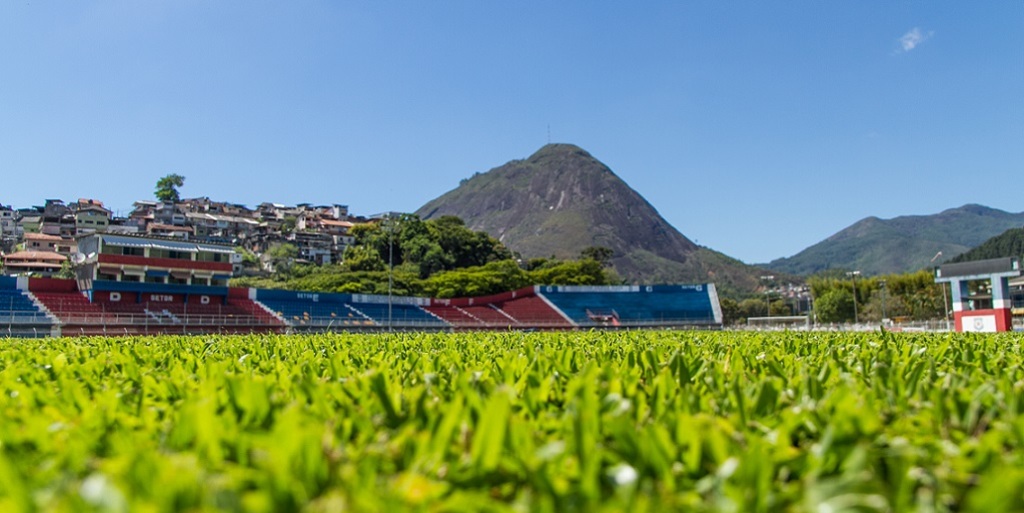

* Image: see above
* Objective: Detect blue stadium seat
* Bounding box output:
[347,302,447,327]
[539,285,721,327]
[0,289,51,325]
[253,289,448,328]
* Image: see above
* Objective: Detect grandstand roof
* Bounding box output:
[96,234,235,254]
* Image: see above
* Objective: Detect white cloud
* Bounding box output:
[898,27,934,53]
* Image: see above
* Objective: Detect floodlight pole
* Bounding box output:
[879,279,887,326]
[941,282,950,331]
[847,271,861,326]
[387,215,394,332]
[760,275,774,319]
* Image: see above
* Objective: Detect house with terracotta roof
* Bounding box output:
[23,232,62,252]
[21,232,76,255]
[1,250,67,276]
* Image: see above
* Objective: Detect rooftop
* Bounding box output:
[3,251,68,262]
[24,233,64,241]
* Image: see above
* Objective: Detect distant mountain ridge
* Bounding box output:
[416,144,772,294]
[763,204,1024,276]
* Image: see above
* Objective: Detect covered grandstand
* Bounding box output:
[3,233,720,336]
[30,278,283,336]
[4,274,722,336]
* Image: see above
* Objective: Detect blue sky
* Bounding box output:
[2,2,1021,264]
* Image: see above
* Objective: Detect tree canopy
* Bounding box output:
[343,214,512,279]
[155,174,185,203]
[232,214,618,297]
[808,269,944,323]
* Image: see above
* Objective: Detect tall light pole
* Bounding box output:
[941,282,950,331]
[761,275,774,318]
[879,279,887,325]
[846,271,861,325]
[386,214,396,332]
[932,251,950,331]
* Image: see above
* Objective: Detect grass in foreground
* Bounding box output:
[2,331,1024,512]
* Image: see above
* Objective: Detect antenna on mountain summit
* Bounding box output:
[547,124,551,144]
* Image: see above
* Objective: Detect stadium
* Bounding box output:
[1,233,722,337]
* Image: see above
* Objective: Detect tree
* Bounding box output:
[815,289,855,324]
[719,297,740,325]
[342,245,386,272]
[769,299,791,317]
[529,259,610,286]
[235,246,260,270]
[737,298,766,321]
[343,214,511,281]
[266,243,298,275]
[281,216,297,234]
[56,259,75,280]
[155,174,185,203]
[423,260,531,298]
[580,246,614,267]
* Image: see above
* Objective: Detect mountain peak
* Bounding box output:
[530,143,587,157]
[945,204,1001,216]
[416,145,769,292]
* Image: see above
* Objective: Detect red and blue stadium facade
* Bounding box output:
[5,281,723,336]
[2,234,722,336]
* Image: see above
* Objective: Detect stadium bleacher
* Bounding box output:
[28,279,282,335]
[0,277,53,336]
[498,295,572,327]
[423,304,485,327]
[347,302,447,327]
[538,284,722,327]
[425,288,572,329]
[461,304,517,326]
[6,277,722,336]
[256,290,367,327]
[253,290,447,329]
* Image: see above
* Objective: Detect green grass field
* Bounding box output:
[2,331,1024,512]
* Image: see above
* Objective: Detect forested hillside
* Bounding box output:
[950,227,1024,263]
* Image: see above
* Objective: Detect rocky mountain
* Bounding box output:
[763,204,1024,276]
[416,144,773,295]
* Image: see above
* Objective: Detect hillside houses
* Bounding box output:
[0,204,18,253]
[0,196,367,277]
